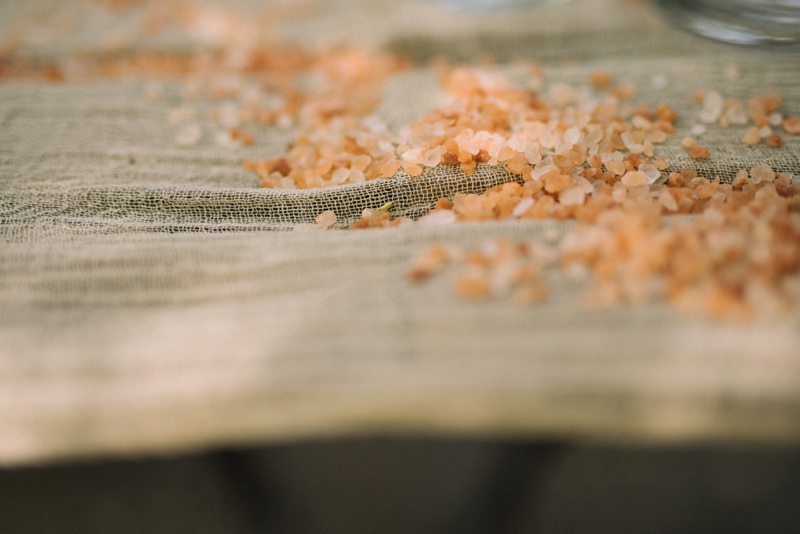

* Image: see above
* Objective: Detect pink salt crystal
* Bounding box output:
[605,161,626,176]
[401,147,423,164]
[331,167,351,184]
[699,90,724,123]
[702,207,725,225]
[559,185,586,206]
[621,171,647,188]
[611,182,627,203]
[613,81,637,100]
[555,141,573,153]
[315,210,337,229]
[512,197,535,218]
[507,135,526,152]
[653,157,670,171]
[403,161,424,177]
[658,188,678,211]
[531,163,555,181]
[351,154,372,172]
[454,265,493,299]
[725,103,748,125]
[564,127,581,145]
[638,163,661,184]
[741,127,760,145]
[631,115,651,130]
[754,182,778,202]
[539,130,558,149]
[750,164,775,184]
[646,130,668,143]
[497,145,516,162]
[418,210,457,225]
[408,245,450,282]
[620,131,636,149]
[733,169,750,186]
[584,128,603,146]
[422,147,442,167]
[506,155,527,174]
[690,124,706,137]
[524,143,542,165]
[550,82,576,106]
[765,134,783,148]
[782,116,800,134]
[574,175,594,193]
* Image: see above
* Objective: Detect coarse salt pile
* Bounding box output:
[242,62,676,190]
[408,166,800,322]
[692,89,799,148]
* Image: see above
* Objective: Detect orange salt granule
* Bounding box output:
[620,171,647,188]
[454,271,493,300]
[350,206,413,229]
[314,210,337,229]
[589,70,613,88]
[682,138,710,159]
[407,245,451,282]
[406,161,800,322]
[765,134,784,148]
[783,116,800,135]
[741,127,761,146]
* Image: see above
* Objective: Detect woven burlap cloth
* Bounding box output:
[1,0,799,466]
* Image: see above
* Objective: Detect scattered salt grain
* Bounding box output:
[638,163,661,185]
[611,182,627,202]
[783,116,800,135]
[621,171,648,188]
[699,90,724,123]
[331,167,351,184]
[408,245,451,282]
[750,164,775,184]
[657,188,678,211]
[315,210,337,229]
[766,134,783,148]
[724,103,748,125]
[690,124,706,137]
[401,147,423,164]
[564,126,581,145]
[741,127,760,145]
[214,129,240,148]
[422,147,442,167]
[559,185,586,206]
[418,209,457,225]
[511,197,535,218]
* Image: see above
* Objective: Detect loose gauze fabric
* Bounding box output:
[1,0,799,466]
